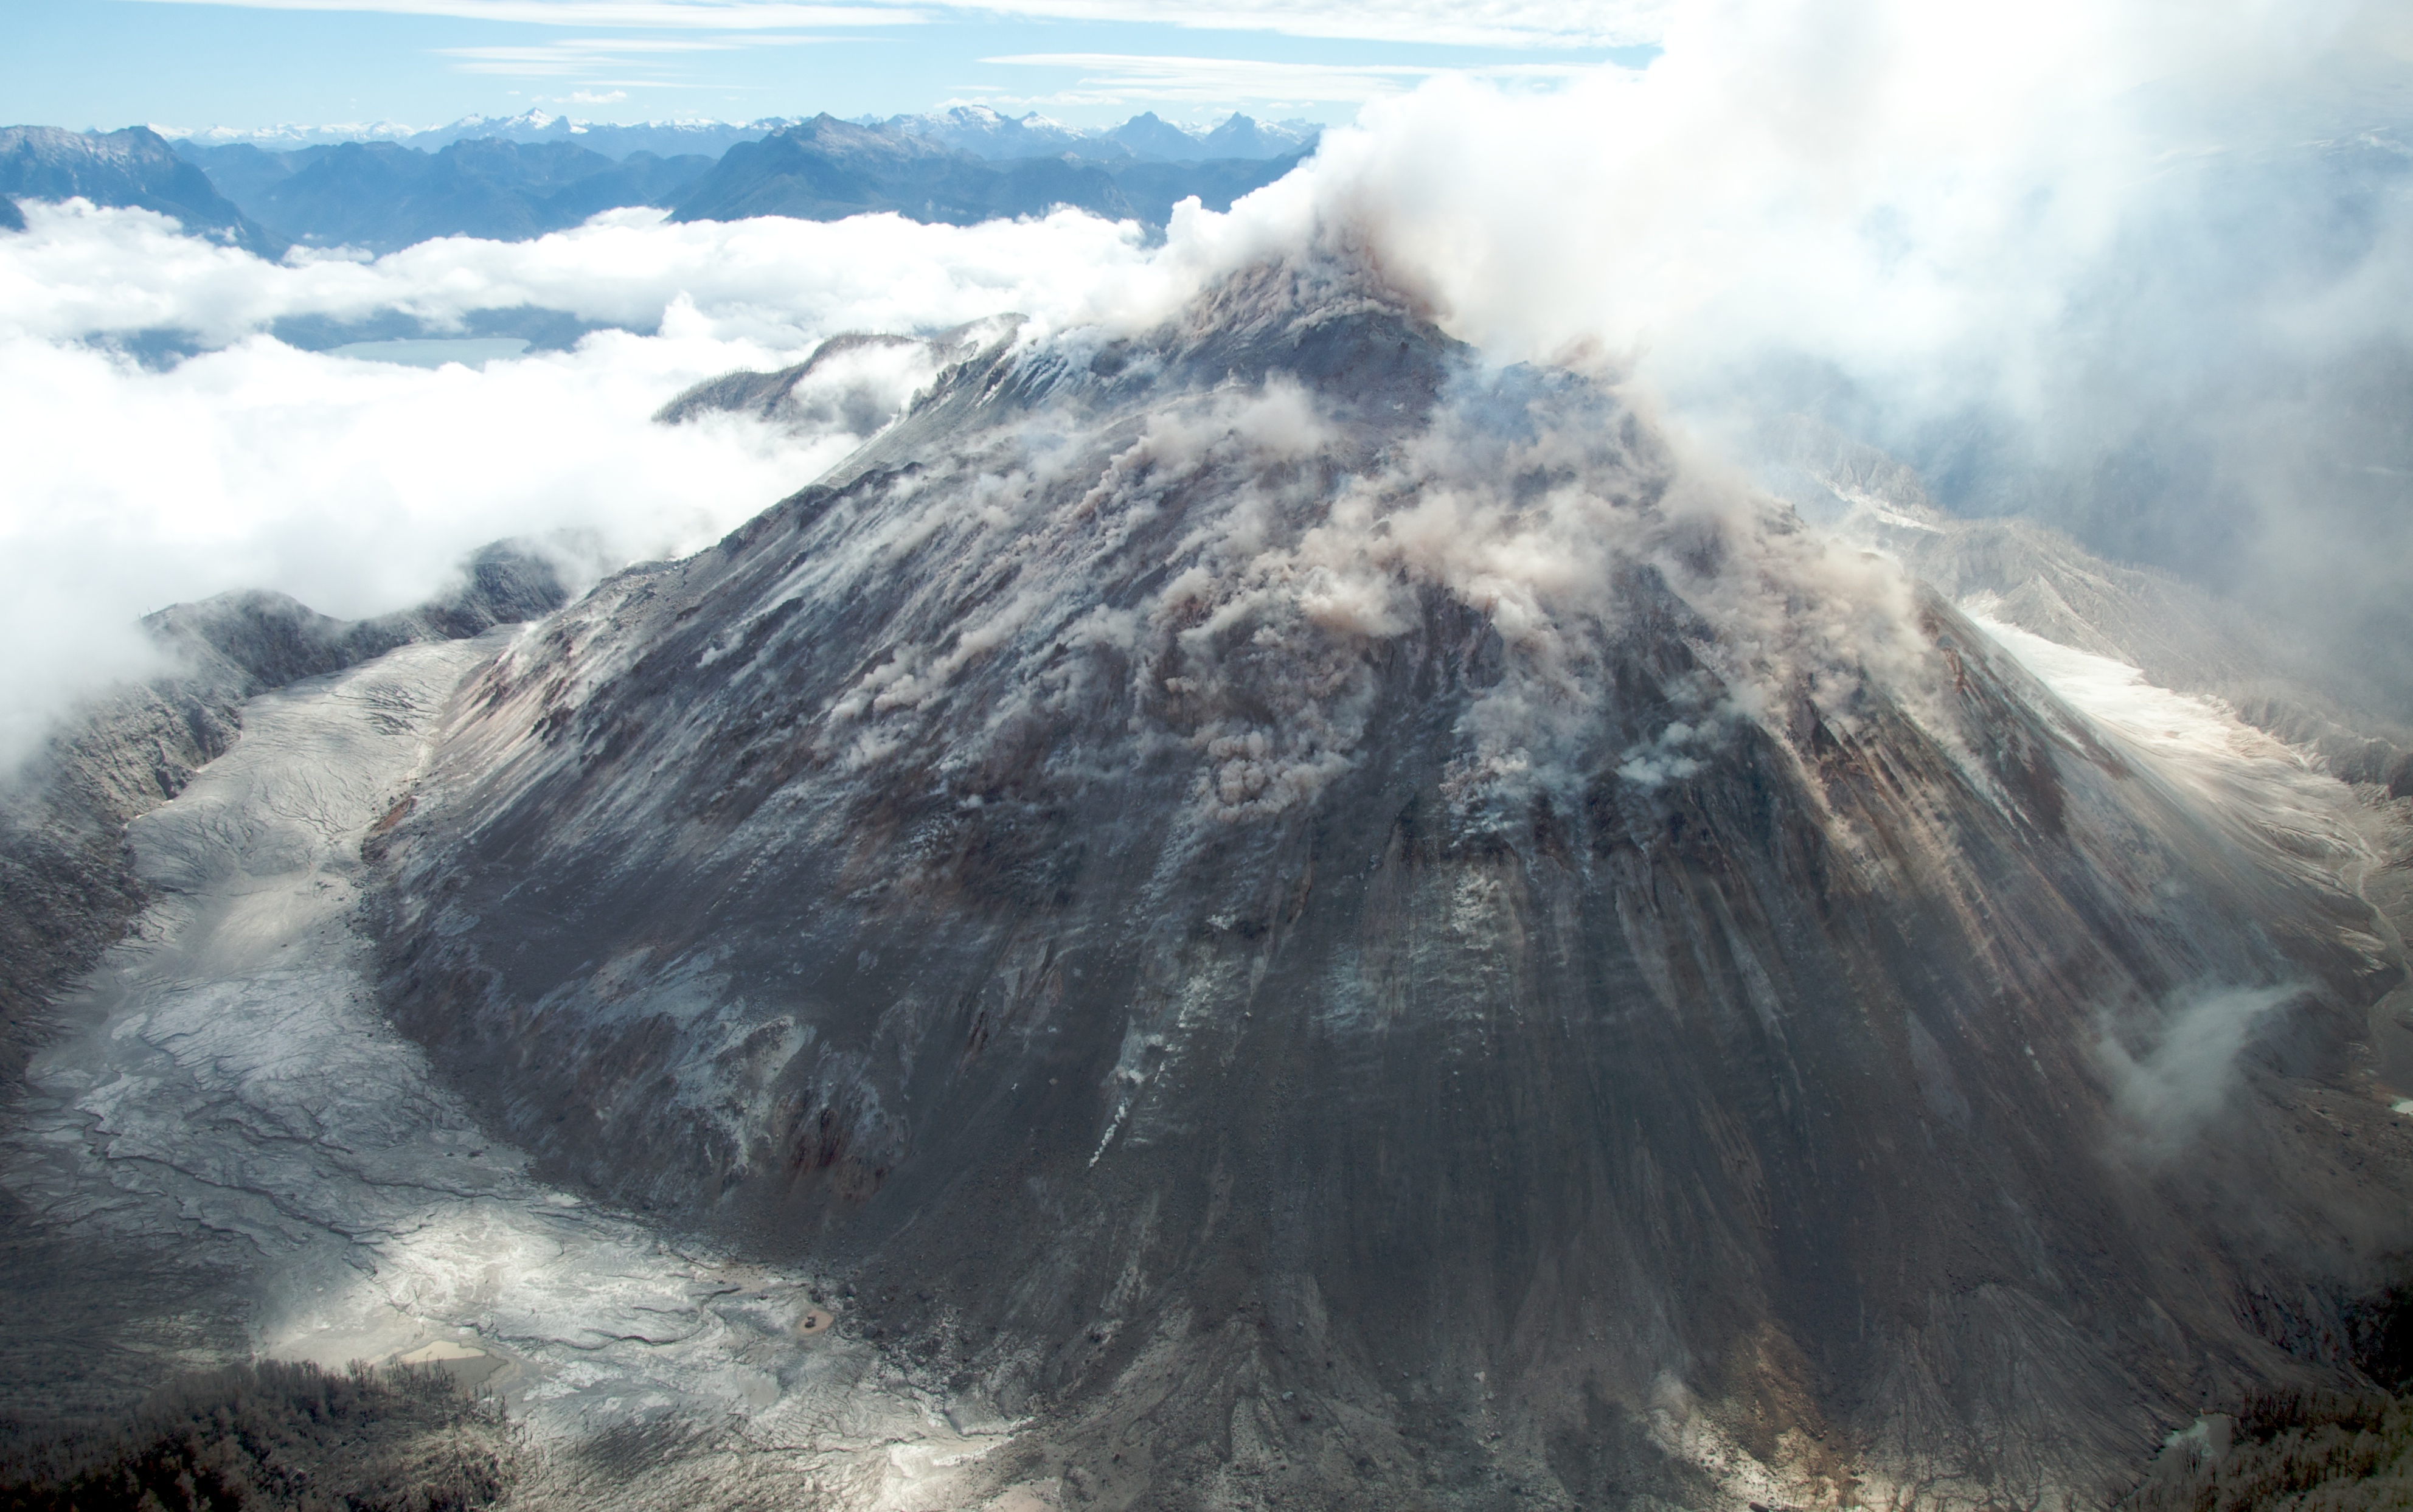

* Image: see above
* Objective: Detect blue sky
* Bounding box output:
[2,0,1660,133]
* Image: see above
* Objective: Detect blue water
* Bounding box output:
[327,337,532,369]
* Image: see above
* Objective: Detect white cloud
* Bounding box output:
[125,0,920,30]
[120,0,1667,49]
[0,328,824,770]
[439,33,823,78]
[2100,985,2302,1157]
[1183,0,2413,445]
[962,0,1662,50]
[0,198,1165,348]
[1235,13,2150,386]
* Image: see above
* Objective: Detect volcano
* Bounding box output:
[367,256,2413,1509]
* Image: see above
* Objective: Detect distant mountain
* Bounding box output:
[169,111,799,161]
[176,136,714,253]
[0,125,283,255]
[168,120,428,151]
[1106,155,1315,223]
[670,114,1130,224]
[1106,110,1206,161]
[404,110,799,161]
[534,148,718,225]
[173,141,299,212]
[23,109,1320,255]
[882,106,1322,163]
[873,105,1106,159]
[0,195,23,232]
[1196,111,1320,159]
[670,114,1305,229]
[167,107,1322,168]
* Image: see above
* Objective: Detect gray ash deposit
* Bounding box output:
[359,254,2413,1508]
[0,544,564,1087]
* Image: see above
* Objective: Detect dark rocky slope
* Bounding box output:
[0,544,564,1085]
[373,261,2413,1508]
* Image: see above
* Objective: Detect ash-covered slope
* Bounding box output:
[375,263,2413,1509]
[0,543,564,1085]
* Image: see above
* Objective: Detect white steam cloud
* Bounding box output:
[1235,2,2413,705]
[2100,983,2305,1158]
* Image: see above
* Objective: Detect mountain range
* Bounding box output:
[872,105,1320,162]
[164,105,1320,165]
[0,124,281,254]
[663,114,1304,234]
[175,134,718,252]
[0,111,1314,255]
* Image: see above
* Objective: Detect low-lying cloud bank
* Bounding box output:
[4,0,2410,769]
[0,205,1177,772]
[0,319,852,771]
[0,199,1167,350]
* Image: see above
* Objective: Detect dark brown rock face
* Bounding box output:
[373,262,2413,1509]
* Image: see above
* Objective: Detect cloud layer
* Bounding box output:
[0,201,1179,772]
[0,198,1164,349]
